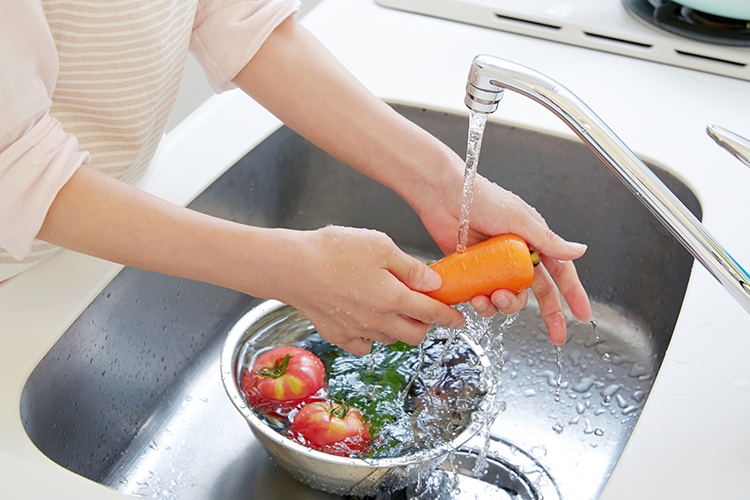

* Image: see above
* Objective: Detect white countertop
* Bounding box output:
[1,0,749,498]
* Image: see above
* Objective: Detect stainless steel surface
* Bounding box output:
[219,300,496,497]
[466,54,750,315]
[21,105,701,499]
[707,123,750,169]
[409,435,560,500]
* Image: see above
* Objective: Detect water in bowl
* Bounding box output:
[235,315,492,459]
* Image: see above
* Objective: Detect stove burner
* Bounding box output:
[624,0,750,47]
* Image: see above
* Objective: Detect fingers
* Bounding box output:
[530,261,567,346]
[491,289,528,315]
[290,226,475,356]
[470,289,528,318]
[388,252,442,292]
[317,301,454,355]
[470,295,499,317]
[419,178,592,347]
[385,291,465,344]
[337,337,374,357]
[385,248,467,334]
[467,257,589,346]
[541,256,592,323]
[473,179,588,262]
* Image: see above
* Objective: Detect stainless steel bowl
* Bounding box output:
[220,299,496,497]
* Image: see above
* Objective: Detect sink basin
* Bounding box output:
[20,105,701,499]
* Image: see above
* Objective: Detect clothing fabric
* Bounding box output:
[0,0,300,280]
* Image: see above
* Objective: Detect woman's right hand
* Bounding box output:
[274,225,465,356]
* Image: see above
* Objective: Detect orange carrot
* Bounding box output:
[426,234,538,306]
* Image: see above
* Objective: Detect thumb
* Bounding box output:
[389,253,443,292]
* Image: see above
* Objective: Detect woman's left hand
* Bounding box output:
[414,170,591,346]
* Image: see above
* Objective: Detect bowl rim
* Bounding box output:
[220,299,497,468]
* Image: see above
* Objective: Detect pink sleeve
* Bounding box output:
[189,0,301,92]
[0,0,90,261]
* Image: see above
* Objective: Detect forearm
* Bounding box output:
[232,17,464,213]
[37,165,298,297]
[37,165,463,354]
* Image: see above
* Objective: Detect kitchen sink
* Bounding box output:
[20,105,701,499]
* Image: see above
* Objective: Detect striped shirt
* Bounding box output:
[0,0,299,280]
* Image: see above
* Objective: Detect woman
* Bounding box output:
[0,0,590,354]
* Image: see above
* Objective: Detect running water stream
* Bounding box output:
[411,108,607,496]
[410,111,507,497]
[456,110,489,253]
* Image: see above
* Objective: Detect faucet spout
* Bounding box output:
[465,54,750,315]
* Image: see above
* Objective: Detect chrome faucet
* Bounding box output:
[707,124,750,169]
[465,54,750,315]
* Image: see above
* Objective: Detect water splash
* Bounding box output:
[399,342,426,405]
[415,303,510,491]
[369,341,387,373]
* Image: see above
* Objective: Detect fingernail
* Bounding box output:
[566,241,588,253]
[421,267,442,292]
[494,294,511,310]
[450,313,466,329]
[547,313,567,346]
[474,300,489,313]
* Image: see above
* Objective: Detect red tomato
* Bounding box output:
[242,346,326,419]
[287,401,372,457]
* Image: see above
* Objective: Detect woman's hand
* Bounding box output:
[276,226,466,356]
[413,169,592,346]
[233,17,589,347]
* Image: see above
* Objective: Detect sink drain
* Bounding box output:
[384,436,560,500]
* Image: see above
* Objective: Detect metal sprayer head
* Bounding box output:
[464,57,504,114]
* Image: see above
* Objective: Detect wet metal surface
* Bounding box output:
[21,106,700,499]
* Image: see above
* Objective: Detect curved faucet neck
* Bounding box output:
[465,54,750,316]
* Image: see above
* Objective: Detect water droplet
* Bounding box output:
[583,419,594,434]
[552,423,564,434]
[622,405,640,415]
[615,394,628,408]
[591,319,599,341]
[594,428,605,436]
[572,376,596,393]
[602,383,621,398]
[531,445,548,457]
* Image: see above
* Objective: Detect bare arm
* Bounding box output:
[37,164,464,355]
[38,16,588,354]
[233,18,591,344]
